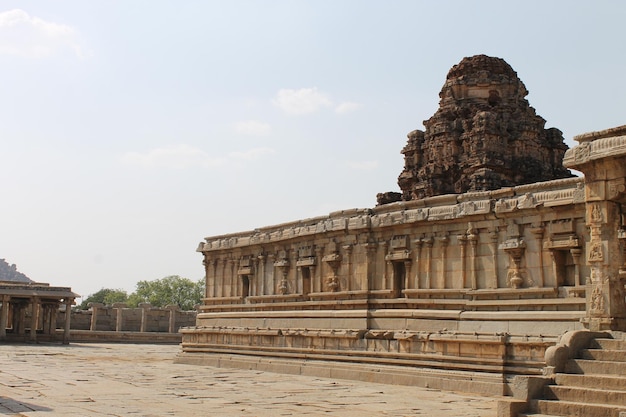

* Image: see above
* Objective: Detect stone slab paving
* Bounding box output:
[0,343,497,416]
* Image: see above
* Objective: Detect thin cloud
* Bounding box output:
[273,87,332,115]
[335,101,363,114]
[229,147,275,161]
[346,160,379,170]
[120,145,226,169]
[234,120,271,136]
[0,9,89,58]
[120,144,275,169]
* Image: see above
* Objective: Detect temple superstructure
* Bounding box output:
[396,55,571,200]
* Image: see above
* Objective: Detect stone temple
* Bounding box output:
[178,55,626,416]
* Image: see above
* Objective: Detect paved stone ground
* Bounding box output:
[0,343,497,416]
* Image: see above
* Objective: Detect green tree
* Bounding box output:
[78,288,128,310]
[127,275,204,310]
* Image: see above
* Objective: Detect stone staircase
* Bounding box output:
[521,333,626,417]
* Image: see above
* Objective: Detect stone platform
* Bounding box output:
[0,343,497,416]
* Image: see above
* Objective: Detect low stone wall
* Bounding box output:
[60,303,197,333]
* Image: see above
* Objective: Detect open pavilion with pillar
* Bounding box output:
[0,281,77,344]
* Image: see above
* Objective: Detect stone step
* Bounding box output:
[531,399,626,417]
[565,358,626,376]
[555,373,626,391]
[544,385,626,406]
[580,348,626,362]
[590,337,626,351]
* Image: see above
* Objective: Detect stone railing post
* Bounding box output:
[166,304,178,333]
[139,303,151,332]
[88,302,104,331]
[112,303,127,332]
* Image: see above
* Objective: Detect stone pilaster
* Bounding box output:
[564,125,626,331]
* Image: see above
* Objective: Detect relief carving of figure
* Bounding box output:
[591,204,603,223]
[591,284,605,313]
[588,242,604,262]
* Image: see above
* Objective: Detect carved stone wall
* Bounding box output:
[181,176,589,393]
[397,55,571,200]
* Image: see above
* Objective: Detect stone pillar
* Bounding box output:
[570,248,583,287]
[63,298,73,344]
[457,234,467,289]
[258,254,266,295]
[314,247,323,293]
[438,234,449,289]
[563,125,626,331]
[113,303,126,332]
[468,228,478,290]
[343,244,353,292]
[488,228,499,289]
[89,302,104,331]
[412,239,423,289]
[251,257,259,297]
[365,241,377,292]
[530,226,545,288]
[29,297,39,342]
[166,305,178,333]
[0,295,9,340]
[139,303,151,332]
[14,302,27,335]
[424,237,434,289]
[49,304,58,338]
[381,241,389,289]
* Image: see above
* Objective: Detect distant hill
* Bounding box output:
[0,258,33,283]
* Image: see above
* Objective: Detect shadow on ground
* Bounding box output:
[0,396,52,414]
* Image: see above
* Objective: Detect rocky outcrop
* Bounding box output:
[0,258,33,283]
[396,54,571,200]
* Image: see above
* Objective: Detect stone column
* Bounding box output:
[41,303,51,335]
[468,228,478,290]
[314,247,323,293]
[30,297,39,342]
[570,248,583,287]
[381,241,389,289]
[343,244,353,292]
[251,257,259,296]
[563,125,626,331]
[0,295,9,340]
[488,228,499,289]
[16,302,27,335]
[364,241,377,292]
[166,305,178,333]
[49,304,58,338]
[413,239,423,289]
[63,298,73,344]
[258,254,266,295]
[139,303,151,332]
[457,234,468,289]
[530,226,545,288]
[438,234,449,289]
[424,237,433,289]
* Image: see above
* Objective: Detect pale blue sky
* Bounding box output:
[1,1,625,300]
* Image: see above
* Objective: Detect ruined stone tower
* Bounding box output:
[396,54,571,201]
